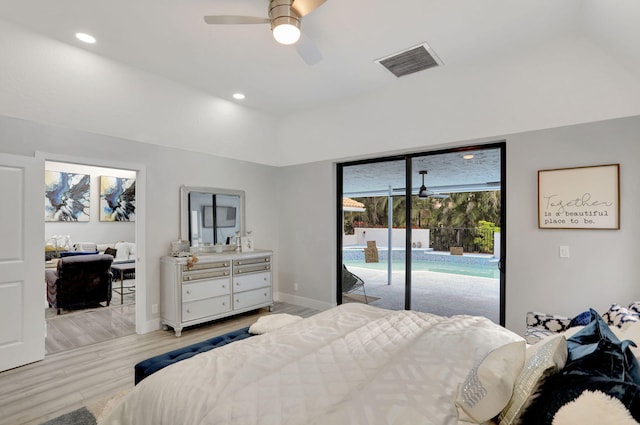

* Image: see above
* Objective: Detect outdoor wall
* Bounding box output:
[352,228,430,249]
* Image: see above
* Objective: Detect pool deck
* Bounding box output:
[343,262,500,324]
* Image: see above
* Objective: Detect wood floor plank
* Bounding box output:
[0,302,320,425]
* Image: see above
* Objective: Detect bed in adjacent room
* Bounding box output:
[102,303,527,425]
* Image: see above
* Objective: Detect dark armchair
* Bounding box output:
[45,254,114,314]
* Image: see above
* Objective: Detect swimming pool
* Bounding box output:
[343,249,499,279]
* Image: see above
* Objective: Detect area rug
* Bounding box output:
[39,388,131,425]
[40,407,96,425]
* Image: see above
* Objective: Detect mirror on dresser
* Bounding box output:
[180,185,245,248]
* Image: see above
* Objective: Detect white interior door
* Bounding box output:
[0,153,44,372]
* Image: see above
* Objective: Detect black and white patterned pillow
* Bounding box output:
[526,312,572,333]
[602,304,640,330]
[628,302,640,314]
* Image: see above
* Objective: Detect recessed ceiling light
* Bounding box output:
[75,32,96,44]
[463,154,475,160]
[233,93,245,100]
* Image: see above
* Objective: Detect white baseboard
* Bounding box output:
[275,292,335,311]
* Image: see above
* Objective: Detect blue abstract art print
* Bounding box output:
[100,176,136,222]
[44,171,91,222]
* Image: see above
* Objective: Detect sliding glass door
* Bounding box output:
[337,143,505,325]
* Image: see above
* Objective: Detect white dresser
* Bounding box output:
[160,249,273,336]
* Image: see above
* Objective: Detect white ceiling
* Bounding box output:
[342,147,502,197]
[1,0,638,117]
[0,0,639,178]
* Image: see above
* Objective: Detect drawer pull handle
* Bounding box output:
[222,285,226,289]
[236,299,240,303]
[224,272,229,276]
[222,302,226,306]
[264,266,269,270]
[186,290,191,294]
[224,263,228,267]
[186,309,191,313]
[264,292,267,296]
[187,276,192,281]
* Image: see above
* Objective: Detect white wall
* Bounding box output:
[0,18,279,166]
[276,34,640,166]
[0,115,279,332]
[44,161,135,245]
[276,115,640,335]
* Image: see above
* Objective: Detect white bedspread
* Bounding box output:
[102,303,522,425]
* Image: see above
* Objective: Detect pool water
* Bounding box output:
[343,259,499,279]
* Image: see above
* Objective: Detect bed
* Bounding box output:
[102,303,529,425]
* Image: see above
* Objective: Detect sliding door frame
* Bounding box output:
[336,141,506,326]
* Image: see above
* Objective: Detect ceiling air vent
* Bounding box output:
[376,43,442,78]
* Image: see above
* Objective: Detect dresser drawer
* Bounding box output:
[233,271,271,292]
[182,278,231,303]
[182,260,230,273]
[183,268,230,282]
[233,256,271,275]
[234,287,272,310]
[182,295,231,322]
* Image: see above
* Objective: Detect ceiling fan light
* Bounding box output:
[418,185,429,198]
[273,22,300,44]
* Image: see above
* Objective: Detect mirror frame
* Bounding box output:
[180,185,246,245]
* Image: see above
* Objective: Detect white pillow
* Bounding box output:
[248,313,302,335]
[456,339,526,423]
[114,242,130,260]
[498,334,567,425]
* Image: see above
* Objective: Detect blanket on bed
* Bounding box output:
[101,303,524,425]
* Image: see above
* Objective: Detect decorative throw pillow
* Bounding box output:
[629,302,640,315]
[526,312,572,333]
[114,242,130,260]
[104,247,117,257]
[524,328,555,345]
[568,310,592,328]
[518,310,640,425]
[603,304,640,330]
[456,339,526,423]
[498,334,568,425]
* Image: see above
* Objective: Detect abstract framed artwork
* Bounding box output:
[538,164,620,229]
[100,176,136,222]
[44,170,90,222]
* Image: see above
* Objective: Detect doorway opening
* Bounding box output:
[41,157,144,355]
[337,142,505,325]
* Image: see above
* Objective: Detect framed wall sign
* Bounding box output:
[538,164,620,229]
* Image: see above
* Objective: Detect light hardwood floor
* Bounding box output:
[0,302,319,425]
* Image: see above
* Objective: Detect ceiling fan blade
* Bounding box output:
[204,15,271,25]
[291,0,328,17]
[295,31,323,65]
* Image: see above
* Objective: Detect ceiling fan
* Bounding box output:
[204,0,327,65]
[418,171,450,199]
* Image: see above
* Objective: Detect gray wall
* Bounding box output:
[275,115,640,335]
[3,113,640,336]
[0,116,279,331]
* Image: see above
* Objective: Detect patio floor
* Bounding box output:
[344,266,500,324]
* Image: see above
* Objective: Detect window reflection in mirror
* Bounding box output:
[180,186,245,248]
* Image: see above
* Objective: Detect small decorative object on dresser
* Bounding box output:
[160,249,273,336]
